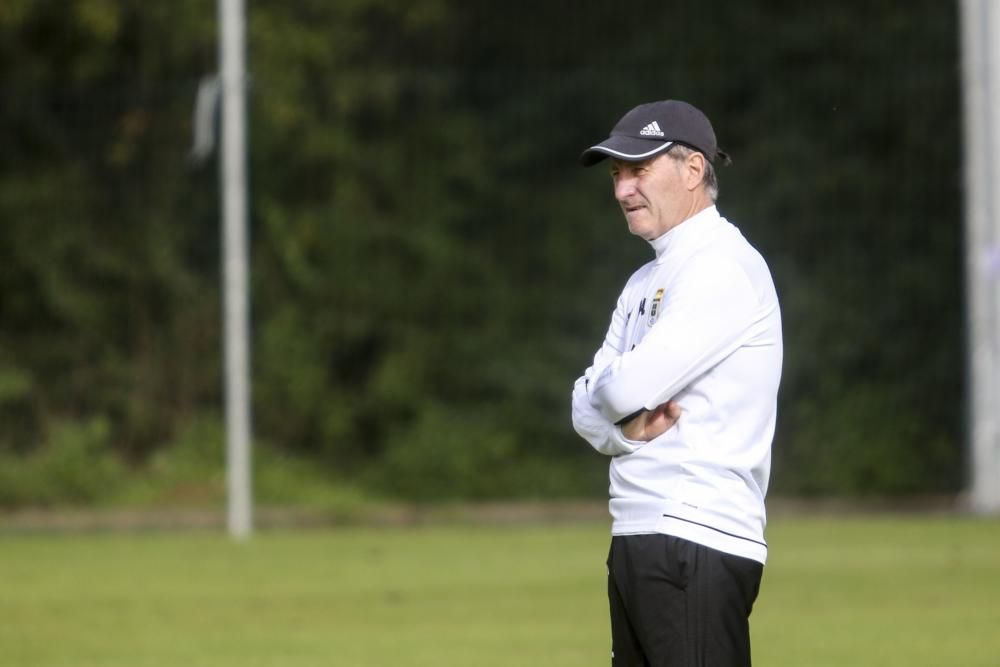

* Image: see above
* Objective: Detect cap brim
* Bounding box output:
[579,137,674,167]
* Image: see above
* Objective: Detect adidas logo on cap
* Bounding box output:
[639,121,665,138]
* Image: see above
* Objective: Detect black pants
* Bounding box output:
[607,534,763,667]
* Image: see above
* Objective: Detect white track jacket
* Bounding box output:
[572,206,782,563]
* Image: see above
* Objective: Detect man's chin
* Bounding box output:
[626,220,655,240]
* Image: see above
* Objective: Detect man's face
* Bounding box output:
[610,152,696,241]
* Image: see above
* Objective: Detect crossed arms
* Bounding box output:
[572,253,760,456]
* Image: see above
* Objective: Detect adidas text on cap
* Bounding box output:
[580,100,730,167]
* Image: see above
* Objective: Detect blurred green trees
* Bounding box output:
[0,0,964,505]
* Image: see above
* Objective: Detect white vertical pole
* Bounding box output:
[960,0,1000,514]
[219,0,253,537]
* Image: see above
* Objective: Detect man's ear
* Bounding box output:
[685,152,706,191]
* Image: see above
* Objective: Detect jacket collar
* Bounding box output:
[648,205,721,260]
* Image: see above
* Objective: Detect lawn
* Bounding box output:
[1,514,998,666]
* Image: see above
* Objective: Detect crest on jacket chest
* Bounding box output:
[648,288,664,326]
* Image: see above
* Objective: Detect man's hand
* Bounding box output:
[620,400,681,442]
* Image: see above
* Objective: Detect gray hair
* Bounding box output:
[667,144,719,202]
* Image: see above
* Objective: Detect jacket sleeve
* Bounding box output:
[587,252,762,423]
[572,376,646,456]
[570,291,646,456]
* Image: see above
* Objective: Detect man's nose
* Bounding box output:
[615,176,636,201]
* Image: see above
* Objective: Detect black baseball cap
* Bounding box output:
[580,100,730,167]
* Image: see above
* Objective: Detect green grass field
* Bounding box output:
[2,514,998,666]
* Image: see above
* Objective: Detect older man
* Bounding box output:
[571,100,783,666]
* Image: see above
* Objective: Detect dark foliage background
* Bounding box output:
[0,0,964,505]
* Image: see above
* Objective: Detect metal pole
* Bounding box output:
[219,0,253,537]
[960,0,1000,514]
